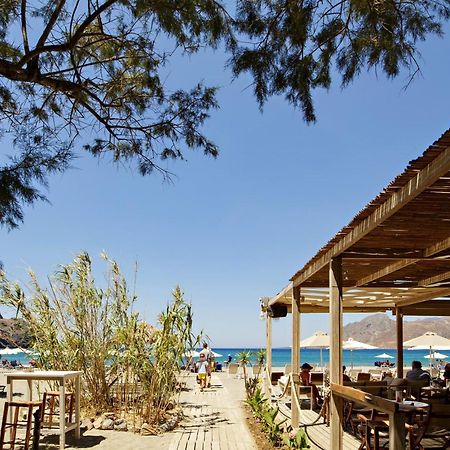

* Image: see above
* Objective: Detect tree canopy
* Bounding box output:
[0,0,448,228]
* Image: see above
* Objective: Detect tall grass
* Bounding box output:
[0,252,199,425]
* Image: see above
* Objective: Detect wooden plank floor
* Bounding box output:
[278,401,361,450]
[169,373,257,450]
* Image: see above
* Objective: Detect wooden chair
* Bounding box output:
[357,410,389,450]
[357,372,371,382]
[40,391,75,428]
[415,403,450,450]
[0,400,42,450]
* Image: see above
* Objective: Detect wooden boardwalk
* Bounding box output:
[278,400,361,450]
[168,373,257,450]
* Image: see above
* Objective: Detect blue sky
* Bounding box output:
[1,25,449,348]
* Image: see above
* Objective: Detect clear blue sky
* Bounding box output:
[1,26,449,348]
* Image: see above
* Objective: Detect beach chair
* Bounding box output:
[349,368,362,381]
[284,364,292,375]
[227,363,239,377]
[368,368,382,381]
[356,372,371,382]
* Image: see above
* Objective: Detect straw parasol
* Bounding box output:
[300,331,329,369]
[404,332,450,370]
[343,338,378,369]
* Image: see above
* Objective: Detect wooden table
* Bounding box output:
[420,385,449,400]
[6,370,82,449]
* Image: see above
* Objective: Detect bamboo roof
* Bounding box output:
[269,129,450,312]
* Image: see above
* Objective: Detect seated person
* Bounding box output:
[342,366,351,382]
[299,363,322,406]
[405,360,430,382]
[443,362,450,383]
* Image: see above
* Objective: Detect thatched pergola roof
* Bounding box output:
[269,129,450,313]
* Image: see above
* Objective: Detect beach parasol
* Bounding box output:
[211,351,222,358]
[375,353,394,359]
[0,347,22,356]
[343,338,378,369]
[404,332,450,370]
[300,331,329,369]
[183,350,200,359]
[424,352,448,360]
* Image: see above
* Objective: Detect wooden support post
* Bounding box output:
[389,412,406,450]
[266,314,272,396]
[396,308,404,378]
[330,257,343,449]
[291,286,301,428]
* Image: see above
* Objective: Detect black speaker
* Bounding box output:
[267,304,287,318]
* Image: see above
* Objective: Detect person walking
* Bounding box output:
[201,342,212,388]
[196,352,209,391]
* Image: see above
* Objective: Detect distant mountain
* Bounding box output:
[0,318,32,348]
[343,313,450,347]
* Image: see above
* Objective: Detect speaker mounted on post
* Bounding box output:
[267,304,288,318]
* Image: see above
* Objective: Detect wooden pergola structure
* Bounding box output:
[264,129,450,449]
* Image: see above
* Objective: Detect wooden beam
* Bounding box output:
[418,270,450,287]
[292,146,450,287]
[352,237,450,287]
[331,384,398,413]
[389,413,406,450]
[424,237,450,257]
[329,257,343,449]
[291,286,301,428]
[396,309,404,378]
[398,300,450,316]
[394,287,450,307]
[355,259,419,287]
[266,315,272,397]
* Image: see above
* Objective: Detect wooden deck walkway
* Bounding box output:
[278,400,361,450]
[168,372,257,450]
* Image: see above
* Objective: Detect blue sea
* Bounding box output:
[5,347,441,368]
[209,348,442,368]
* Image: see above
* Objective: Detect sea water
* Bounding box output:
[5,347,440,369]
[210,348,441,368]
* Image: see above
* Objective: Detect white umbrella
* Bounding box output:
[211,351,222,358]
[424,352,448,360]
[404,332,450,371]
[343,338,378,369]
[300,331,329,369]
[183,350,200,358]
[0,347,22,356]
[375,353,394,359]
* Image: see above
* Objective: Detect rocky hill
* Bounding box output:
[343,313,450,347]
[0,318,32,348]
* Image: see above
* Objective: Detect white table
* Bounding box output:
[6,370,82,449]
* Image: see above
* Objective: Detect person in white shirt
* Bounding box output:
[196,353,209,391]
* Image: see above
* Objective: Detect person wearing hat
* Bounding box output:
[300,363,322,406]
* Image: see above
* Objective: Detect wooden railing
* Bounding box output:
[331,383,406,450]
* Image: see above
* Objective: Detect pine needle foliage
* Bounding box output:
[0,0,448,227]
[0,253,200,424]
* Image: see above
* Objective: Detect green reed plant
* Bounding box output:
[0,253,200,425]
